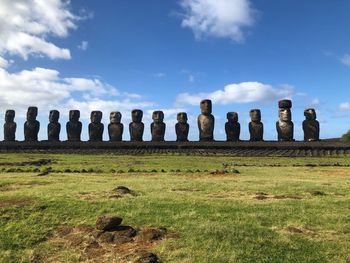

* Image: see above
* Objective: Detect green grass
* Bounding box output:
[1,153,350,262]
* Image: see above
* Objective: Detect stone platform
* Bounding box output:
[0,141,349,156]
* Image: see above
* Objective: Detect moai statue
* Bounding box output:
[198,99,214,141]
[24,106,40,141]
[89,111,104,141]
[249,109,263,141]
[108,111,123,141]
[4,110,16,141]
[175,112,189,142]
[225,112,240,141]
[151,111,166,141]
[129,109,144,141]
[48,110,61,141]
[66,110,82,141]
[303,108,320,141]
[276,100,294,141]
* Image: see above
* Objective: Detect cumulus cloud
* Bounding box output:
[340,54,350,66]
[339,102,350,111]
[78,41,88,51]
[0,0,79,60]
[0,67,154,118]
[175,82,294,106]
[179,0,256,42]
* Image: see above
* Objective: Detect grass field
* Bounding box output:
[1,153,350,262]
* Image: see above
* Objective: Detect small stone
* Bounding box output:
[136,252,160,263]
[95,215,123,231]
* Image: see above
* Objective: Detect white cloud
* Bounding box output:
[340,54,350,66]
[179,0,256,42]
[339,102,350,111]
[311,98,320,105]
[154,72,166,78]
[0,67,154,118]
[176,82,294,106]
[0,56,9,68]
[0,0,79,60]
[78,41,88,51]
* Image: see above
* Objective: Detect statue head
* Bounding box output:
[131,109,143,123]
[304,108,317,120]
[27,106,38,121]
[110,111,122,124]
[69,110,80,122]
[5,110,15,122]
[200,99,212,115]
[152,111,164,124]
[227,112,238,123]
[49,110,60,123]
[278,108,292,122]
[91,111,102,124]
[177,112,188,123]
[250,109,261,122]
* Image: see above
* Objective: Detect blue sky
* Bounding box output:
[1,0,350,141]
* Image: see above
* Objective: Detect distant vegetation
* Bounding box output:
[341,130,350,142]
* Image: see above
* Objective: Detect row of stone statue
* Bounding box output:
[2,99,320,142]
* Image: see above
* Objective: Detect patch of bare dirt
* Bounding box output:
[34,215,175,263]
[79,186,139,201]
[0,159,52,166]
[0,198,34,208]
[253,193,303,201]
[285,226,316,236]
[272,195,303,200]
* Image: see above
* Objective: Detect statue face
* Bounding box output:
[132,109,143,123]
[49,110,59,123]
[227,112,238,122]
[27,107,38,121]
[279,108,291,122]
[110,111,121,123]
[69,110,80,122]
[91,111,102,124]
[5,110,15,122]
[152,111,164,123]
[304,108,316,120]
[200,99,212,115]
[250,109,261,122]
[177,112,188,123]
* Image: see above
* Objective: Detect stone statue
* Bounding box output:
[303,108,320,141]
[24,106,40,141]
[4,110,16,141]
[89,111,104,141]
[66,110,82,141]
[129,109,144,141]
[48,110,61,141]
[198,99,214,141]
[151,111,166,141]
[225,112,240,141]
[175,112,189,142]
[108,111,123,141]
[249,109,263,141]
[276,100,294,141]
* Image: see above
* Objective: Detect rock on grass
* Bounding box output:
[96,215,123,231]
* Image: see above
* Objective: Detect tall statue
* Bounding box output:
[48,110,61,141]
[249,109,263,141]
[198,99,214,141]
[4,110,16,141]
[303,108,320,141]
[225,112,240,141]
[276,100,294,141]
[175,112,189,142]
[24,106,40,141]
[89,111,104,141]
[129,109,144,141]
[108,111,123,141]
[66,110,82,141]
[151,111,166,141]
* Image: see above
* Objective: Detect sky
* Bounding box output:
[1,0,350,141]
